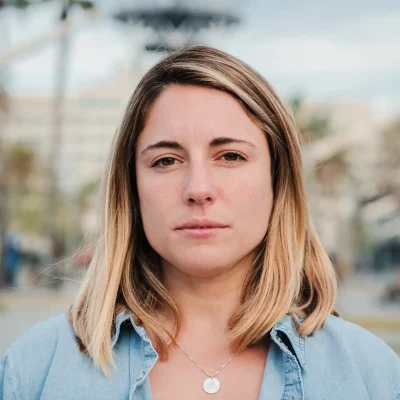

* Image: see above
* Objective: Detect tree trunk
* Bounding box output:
[46,0,71,264]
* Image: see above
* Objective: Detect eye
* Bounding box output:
[151,157,180,168]
[150,152,246,169]
[220,151,246,163]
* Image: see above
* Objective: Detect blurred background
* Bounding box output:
[0,0,399,355]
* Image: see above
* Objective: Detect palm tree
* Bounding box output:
[0,0,14,286]
[290,95,352,282]
[0,82,10,286]
[290,95,352,190]
[380,117,400,203]
[47,0,95,266]
[0,0,58,286]
[0,0,95,286]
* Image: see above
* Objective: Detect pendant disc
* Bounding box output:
[203,377,220,394]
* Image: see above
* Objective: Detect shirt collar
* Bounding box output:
[111,309,147,347]
[271,314,307,370]
[112,310,307,370]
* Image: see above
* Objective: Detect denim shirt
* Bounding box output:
[1,311,399,400]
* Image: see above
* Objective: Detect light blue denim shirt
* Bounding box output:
[1,310,399,399]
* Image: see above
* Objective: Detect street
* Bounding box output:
[1,272,399,355]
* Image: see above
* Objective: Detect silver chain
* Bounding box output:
[175,342,242,378]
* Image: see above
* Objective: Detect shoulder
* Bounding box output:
[316,314,399,361]
[306,314,400,399]
[6,312,75,360]
[1,313,78,399]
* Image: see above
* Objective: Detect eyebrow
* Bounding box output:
[140,136,256,156]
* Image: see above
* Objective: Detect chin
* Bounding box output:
[175,257,233,277]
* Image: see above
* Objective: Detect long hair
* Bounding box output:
[69,45,338,375]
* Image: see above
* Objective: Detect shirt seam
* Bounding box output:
[6,350,20,400]
[128,330,132,400]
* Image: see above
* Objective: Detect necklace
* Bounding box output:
[175,342,242,394]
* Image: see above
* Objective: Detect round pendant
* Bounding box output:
[203,377,220,394]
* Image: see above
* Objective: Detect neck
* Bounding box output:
[158,257,254,347]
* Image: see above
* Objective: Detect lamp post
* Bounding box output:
[113,2,240,53]
[0,0,13,287]
[46,0,94,266]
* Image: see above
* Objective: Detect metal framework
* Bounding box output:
[113,4,240,52]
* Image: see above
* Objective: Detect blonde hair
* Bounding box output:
[69,45,338,375]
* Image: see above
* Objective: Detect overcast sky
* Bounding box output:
[2,0,400,116]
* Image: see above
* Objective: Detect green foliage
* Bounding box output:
[349,211,374,253]
[0,85,9,113]
[288,94,303,116]
[9,185,80,247]
[3,143,82,249]
[73,0,94,10]
[77,178,100,208]
[382,117,400,170]
[2,0,93,10]
[317,148,352,180]
[289,94,332,144]
[9,187,46,234]
[305,115,331,141]
[9,0,30,8]
[8,142,35,184]
[5,0,54,7]
[289,94,350,192]
[380,117,400,205]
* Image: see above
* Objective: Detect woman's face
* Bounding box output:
[135,85,273,278]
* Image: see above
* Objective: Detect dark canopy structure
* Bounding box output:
[113,5,240,52]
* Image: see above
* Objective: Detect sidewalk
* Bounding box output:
[336,271,400,353]
[1,272,399,355]
[0,284,78,354]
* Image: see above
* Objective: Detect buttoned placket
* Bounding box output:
[113,310,307,400]
[128,318,159,400]
[270,320,307,400]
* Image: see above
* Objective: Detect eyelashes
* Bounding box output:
[151,151,246,168]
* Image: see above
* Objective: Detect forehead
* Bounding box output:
[137,84,263,146]
[147,84,244,117]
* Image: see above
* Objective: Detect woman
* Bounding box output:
[1,46,399,400]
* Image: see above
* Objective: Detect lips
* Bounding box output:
[176,224,228,239]
[176,219,228,230]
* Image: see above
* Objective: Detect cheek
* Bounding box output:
[225,174,271,203]
[218,174,259,202]
[137,176,178,227]
[225,173,273,225]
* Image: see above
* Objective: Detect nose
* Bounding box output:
[183,161,217,205]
